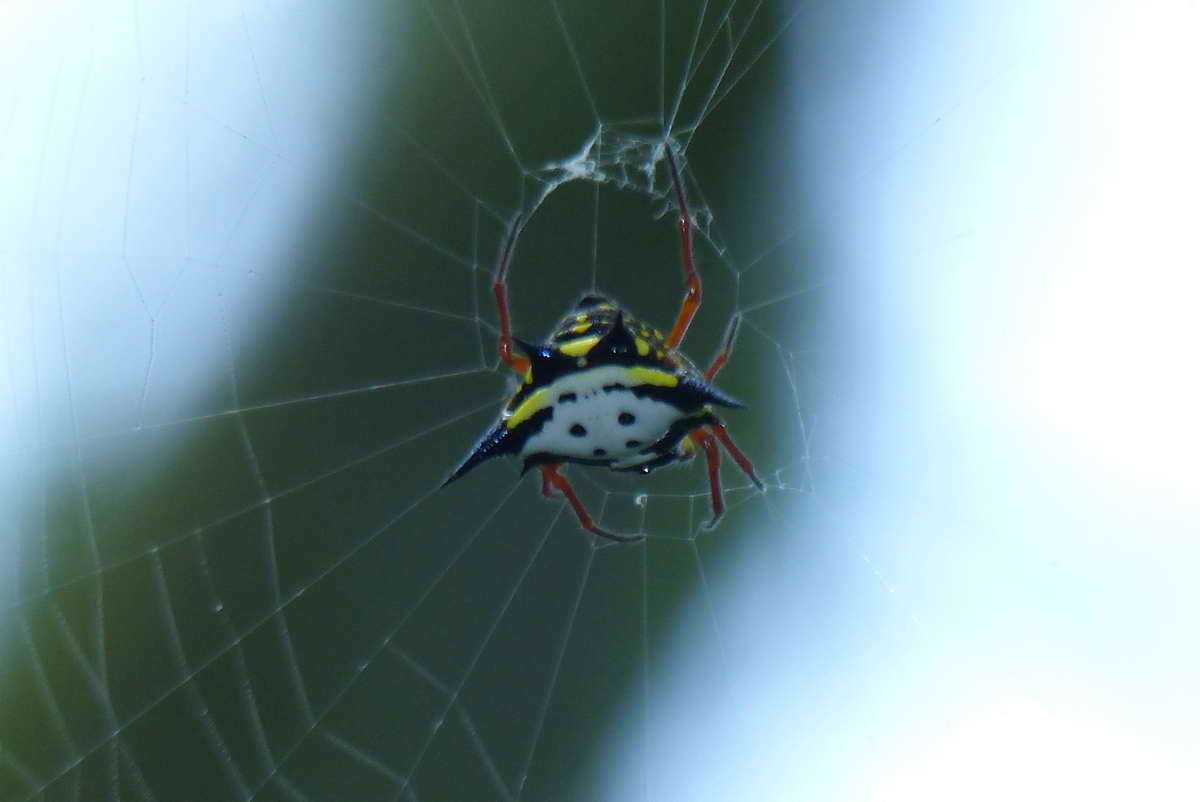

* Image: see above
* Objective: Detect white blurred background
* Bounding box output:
[605,2,1200,799]
[2,1,1197,799]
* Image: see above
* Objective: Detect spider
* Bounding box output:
[443,144,762,541]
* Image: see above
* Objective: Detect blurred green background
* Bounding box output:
[2,1,814,799]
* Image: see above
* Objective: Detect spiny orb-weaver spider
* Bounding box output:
[443,144,762,542]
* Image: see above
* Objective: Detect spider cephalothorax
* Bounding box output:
[444,144,762,541]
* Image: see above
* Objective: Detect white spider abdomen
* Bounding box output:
[516,365,687,468]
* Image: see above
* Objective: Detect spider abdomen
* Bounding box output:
[517,365,687,469]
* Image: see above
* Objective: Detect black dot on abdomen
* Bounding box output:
[618,412,635,425]
[569,423,587,437]
[593,448,607,457]
[625,440,641,449]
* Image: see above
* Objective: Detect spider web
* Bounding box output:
[0,0,1025,799]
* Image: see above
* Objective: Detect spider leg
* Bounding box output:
[709,422,765,493]
[689,428,725,528]
[492,213,531,375]
[663,144,702,350]
[704,313,741,381]
[539,464,645,543]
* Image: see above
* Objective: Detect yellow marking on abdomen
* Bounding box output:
[634,337,651,356]
[558,335,600,357]
[627,366,678,387]
[506,387,551,429]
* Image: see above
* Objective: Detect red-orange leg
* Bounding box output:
[689,428,725,528]
[663,144,701,350]
[709,422,765,492]
[705,313,741,381]
[492,214,531,375]
[539,464,645,543]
